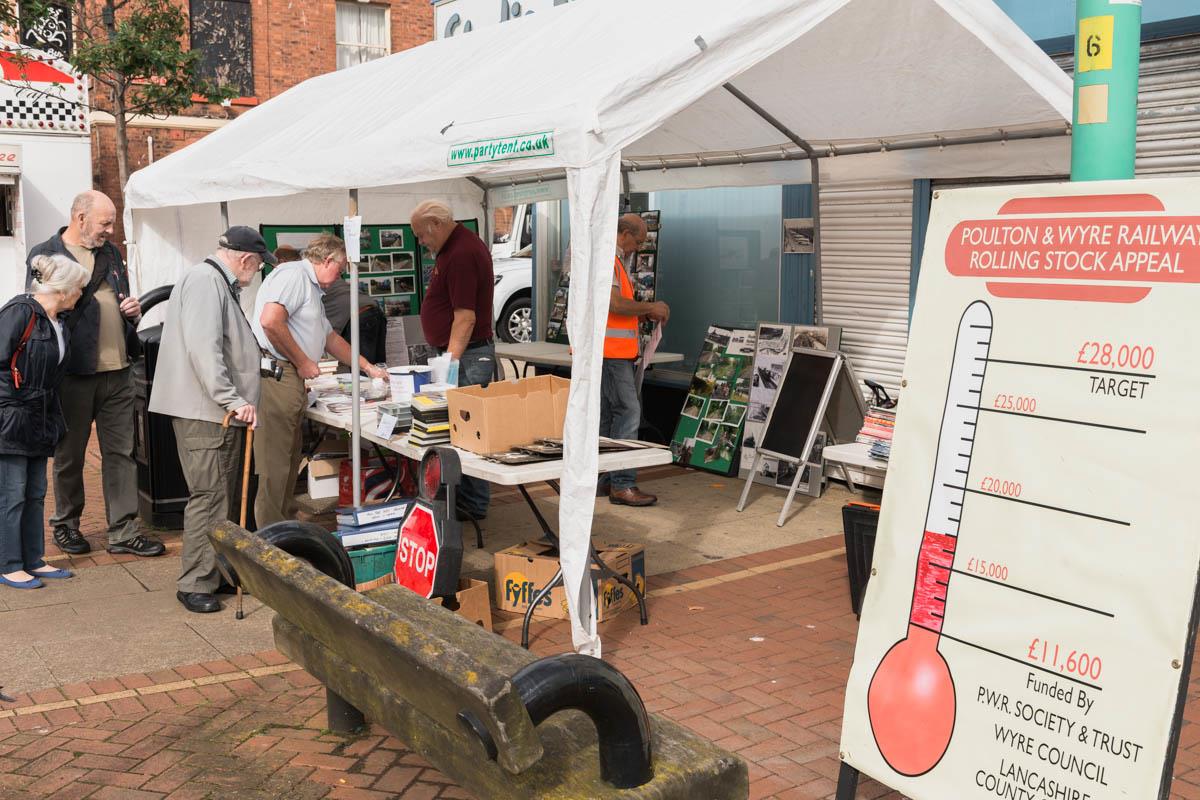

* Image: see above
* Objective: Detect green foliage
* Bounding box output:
[70,0,237,115]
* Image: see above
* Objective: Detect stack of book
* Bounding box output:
[336,499,410,548]
[409,393,451,446]
[857,406,896,461]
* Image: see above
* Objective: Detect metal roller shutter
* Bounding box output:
[1055,34,1200,176]
[818,181,912,398]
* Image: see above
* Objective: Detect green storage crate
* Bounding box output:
[348,542,397,585]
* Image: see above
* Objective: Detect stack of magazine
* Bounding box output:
[409,394,450,446]
[484,437,639,465]
[335,498,410,548]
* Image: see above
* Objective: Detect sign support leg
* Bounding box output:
[736,452,761,512]
[835,762,860,799]
[776,458,805,527]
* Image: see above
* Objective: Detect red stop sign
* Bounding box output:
[394,505,440,598]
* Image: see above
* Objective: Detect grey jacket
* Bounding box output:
[149,258,261,425]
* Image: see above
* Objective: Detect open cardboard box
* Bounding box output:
[434,578,494,632]
[305,438,348,500]
[494,540,645,622]
[447,375,570,454]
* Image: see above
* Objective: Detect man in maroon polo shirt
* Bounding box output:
[412,200,495,521]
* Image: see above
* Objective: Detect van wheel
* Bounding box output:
[499,296,532,343]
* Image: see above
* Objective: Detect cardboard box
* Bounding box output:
[308,455,345,499]
[494,540,645,622]
[447,375,570,455]
[434,578,494,633]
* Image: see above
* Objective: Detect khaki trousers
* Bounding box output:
[51,368,140,543]
[173,417,243,593]
[253,363,306,528]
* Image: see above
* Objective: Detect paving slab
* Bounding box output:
[38,627,224,687]
[0,563,147,610]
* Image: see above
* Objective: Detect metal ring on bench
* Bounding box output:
[511,654,654,788]
[221,521,356,589]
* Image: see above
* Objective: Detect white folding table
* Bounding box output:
[822,441,889,493]
[305,406,672,645]
[494,341,683,377]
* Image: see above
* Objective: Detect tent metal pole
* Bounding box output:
[721,82,816,157]
[720,82,824,321]
[219,201,229,229]
[348,188,362,509]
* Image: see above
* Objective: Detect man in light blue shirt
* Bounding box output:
[252,233,385,526]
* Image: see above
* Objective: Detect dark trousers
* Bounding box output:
[50,368,139,544]
[340,305,387,365]
[456,343,496,517]
[599,358,641,490]
[0,454,48,574]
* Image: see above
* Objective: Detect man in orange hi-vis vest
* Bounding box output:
[599,214,671,507]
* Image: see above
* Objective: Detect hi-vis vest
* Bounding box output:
[605,255,639,359]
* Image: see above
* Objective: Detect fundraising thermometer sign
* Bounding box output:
[840,178,1200,800]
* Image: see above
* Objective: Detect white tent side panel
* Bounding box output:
[128,182,486,294]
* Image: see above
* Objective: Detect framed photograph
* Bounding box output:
[783,218,815,254]
[639,230,658,252]
[681,394,705,419]
[706,328,732,349]
[369,277,394,296]
[359,227,372,253]
[384,298,412,317]
[637,254,656,272]
[696,421,720,444]
[368,256,391,273]
[758,325,789,355]
[792,326,830,350]
[724,404,747,426]
[705,400,728,421]
[636,271,655,290]
[711,381,731,401]
[379,228,407,250]
[396,276,416,294]
[641,210,660,230]
[358,280,371,296]
[678,437,695,463]
[393,253,415,272]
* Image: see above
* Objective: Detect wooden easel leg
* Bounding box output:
[736,453,760,512]
[836,761,860,800]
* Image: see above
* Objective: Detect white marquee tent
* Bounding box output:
[124,0,1072,655]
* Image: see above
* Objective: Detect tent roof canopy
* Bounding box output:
[124,0,1071,213]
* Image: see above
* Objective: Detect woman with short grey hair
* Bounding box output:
[0,253,89,588]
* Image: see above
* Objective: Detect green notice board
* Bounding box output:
[260,219,478,319]
[669,324,756,476]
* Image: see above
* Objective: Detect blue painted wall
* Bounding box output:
[995,0,1199,44]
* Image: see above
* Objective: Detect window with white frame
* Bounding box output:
[336,2,390,70]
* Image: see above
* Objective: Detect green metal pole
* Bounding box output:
[1071,0,1142,181]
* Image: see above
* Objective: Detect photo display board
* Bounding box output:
[743,323,842,488]
[669,324,755,475]
[546,210,660,345]
[840,178,1200,800]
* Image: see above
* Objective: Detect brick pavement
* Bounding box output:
[4,534,1200,799]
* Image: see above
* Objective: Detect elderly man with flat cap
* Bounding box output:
[150,226,272,613]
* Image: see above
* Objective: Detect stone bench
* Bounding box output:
[209,520,748,799]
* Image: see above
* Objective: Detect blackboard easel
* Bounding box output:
[736,348,865,526]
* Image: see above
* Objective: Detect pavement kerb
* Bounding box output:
[1,663,304,718]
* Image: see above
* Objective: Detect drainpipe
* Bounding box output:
[1071,0,1142,181]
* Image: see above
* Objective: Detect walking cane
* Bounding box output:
[222,410,254,620]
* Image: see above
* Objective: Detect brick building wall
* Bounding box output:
[88,0,433,243]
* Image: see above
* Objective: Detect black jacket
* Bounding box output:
[26,229,140,375]
[0,295,69,458]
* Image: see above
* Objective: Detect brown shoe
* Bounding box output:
[609,487,657,507]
